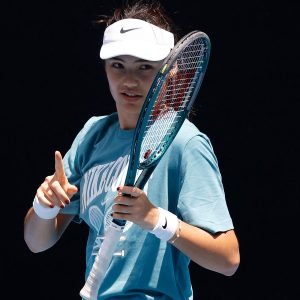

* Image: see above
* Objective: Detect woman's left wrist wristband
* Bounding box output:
[149,207,178,242]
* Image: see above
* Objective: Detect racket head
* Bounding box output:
[125,31,211,186]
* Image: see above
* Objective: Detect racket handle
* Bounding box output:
[79,223,123,300]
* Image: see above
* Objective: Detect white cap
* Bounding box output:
[100,18,174,61]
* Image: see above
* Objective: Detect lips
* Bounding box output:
[120,90,143,102]
[122,92,139,97]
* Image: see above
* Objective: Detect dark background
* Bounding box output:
[3,0,299,299]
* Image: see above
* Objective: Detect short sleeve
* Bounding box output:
[178,134,234,233]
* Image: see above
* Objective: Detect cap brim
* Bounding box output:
[100,41,171,61]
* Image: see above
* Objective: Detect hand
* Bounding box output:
[36,151,78,209]
[112,186,159,230]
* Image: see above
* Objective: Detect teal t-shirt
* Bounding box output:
[61,112,234,299]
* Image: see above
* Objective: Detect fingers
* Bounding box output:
[39,178,70,208]
[34,151,78,210]
[112,186,141,219]
[36,189,56,208]
[112,186,158,229]
[113,186,143,212]
[54,150,78,198]
[117,186,143,198]
[112,186,144,215]
[67,184,78,197]
[54,150,67,184]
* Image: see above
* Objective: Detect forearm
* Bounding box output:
[172,221,240,276]
[24,207,71,253]
[111,186,240,275]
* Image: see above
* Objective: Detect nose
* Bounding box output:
[122,72,138,89]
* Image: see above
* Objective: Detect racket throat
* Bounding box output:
[134,166,156,189]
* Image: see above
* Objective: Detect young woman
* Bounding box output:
[24,1,240,299]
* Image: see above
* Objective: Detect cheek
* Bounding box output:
[108,82,117,101]
[143,74,157,91]
[106,74,118,98]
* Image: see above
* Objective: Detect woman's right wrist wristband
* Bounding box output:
[33,195,60,219]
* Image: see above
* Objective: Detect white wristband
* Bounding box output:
[33,195,60,219]
[149,207,178,242]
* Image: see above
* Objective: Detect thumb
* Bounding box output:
[66,184,78,198]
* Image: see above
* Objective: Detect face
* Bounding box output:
[105,55,163,119]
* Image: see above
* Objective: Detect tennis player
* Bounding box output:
[24,1,240,299]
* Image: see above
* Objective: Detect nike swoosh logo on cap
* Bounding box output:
[120,27,140,34]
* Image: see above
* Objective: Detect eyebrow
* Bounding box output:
[109,57,148,63]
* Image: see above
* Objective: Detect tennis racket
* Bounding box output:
[80,30,211,300]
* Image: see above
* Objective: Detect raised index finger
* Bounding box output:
[54,150,67,183]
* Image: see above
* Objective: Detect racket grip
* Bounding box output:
[79,223,124,300]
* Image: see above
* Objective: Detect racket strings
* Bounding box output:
[140,37,208,164]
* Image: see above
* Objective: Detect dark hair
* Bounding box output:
[96,0,179,42]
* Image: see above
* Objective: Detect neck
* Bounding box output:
[117,110,139,130]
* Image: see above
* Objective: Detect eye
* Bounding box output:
[139,64,154,70]
[111,62,124,69]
